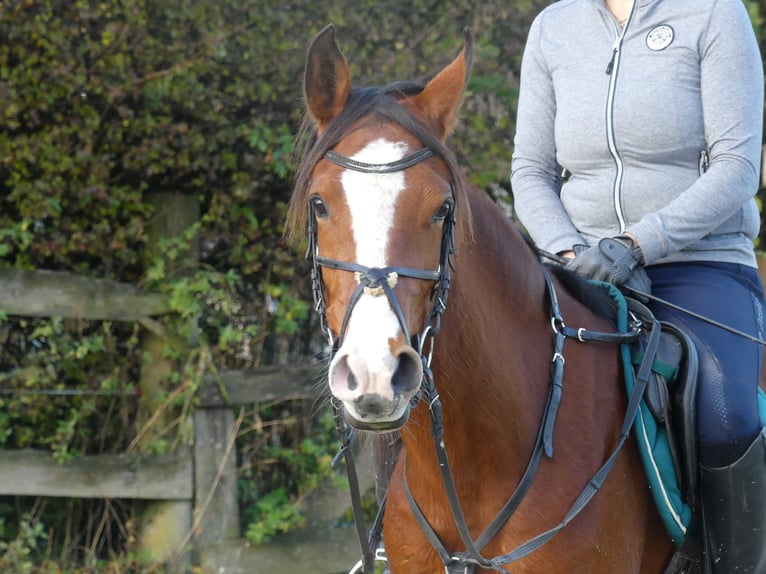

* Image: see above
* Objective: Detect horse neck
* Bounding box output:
[404,188,554,475]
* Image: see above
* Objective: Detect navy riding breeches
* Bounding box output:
[646,261,765,467]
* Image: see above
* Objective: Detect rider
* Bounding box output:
[510,0,766,571]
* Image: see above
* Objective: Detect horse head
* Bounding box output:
[287,25,473,432]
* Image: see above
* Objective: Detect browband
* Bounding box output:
[324,148,435,174]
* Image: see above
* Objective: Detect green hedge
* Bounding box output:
[2,0,761,570]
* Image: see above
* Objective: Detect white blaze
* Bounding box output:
[342,139,408,266]
[333,139,408,396]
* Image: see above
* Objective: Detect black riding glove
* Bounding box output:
[565,236,652,297]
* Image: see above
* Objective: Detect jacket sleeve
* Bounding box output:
[625,0,764,264]
[511,13,586,255]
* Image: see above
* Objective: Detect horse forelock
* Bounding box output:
[286,83,473,248]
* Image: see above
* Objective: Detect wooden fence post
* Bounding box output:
[193,402,240,553]
[136,192,200,567]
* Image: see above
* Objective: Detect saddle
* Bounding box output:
[628,298,700,511]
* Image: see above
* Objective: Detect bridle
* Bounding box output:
[307,144,656,574]
[307,146,456,360]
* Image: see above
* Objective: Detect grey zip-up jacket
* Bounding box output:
[511,0,764,267]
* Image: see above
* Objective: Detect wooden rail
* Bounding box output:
[0,268,170,320]
[0,447,192,500]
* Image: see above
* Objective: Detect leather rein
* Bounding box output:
[308,146,657,574]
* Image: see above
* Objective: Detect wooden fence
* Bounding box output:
[0,224,371,574]
[0,352,368,573]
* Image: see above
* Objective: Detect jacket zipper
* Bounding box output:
[699,150,710,175]
[604,7,635,233]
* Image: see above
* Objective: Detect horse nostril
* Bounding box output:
[347,371,358,391]
[391,348,423,397]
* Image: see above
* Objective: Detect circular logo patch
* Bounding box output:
[646,25,674,51]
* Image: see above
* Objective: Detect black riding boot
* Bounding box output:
[701,428,766,573]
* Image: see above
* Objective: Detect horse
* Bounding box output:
[286,25,676,573]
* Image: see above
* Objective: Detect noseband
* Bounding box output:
[307,146,455,365]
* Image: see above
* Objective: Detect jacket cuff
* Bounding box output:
[625,218,669,265]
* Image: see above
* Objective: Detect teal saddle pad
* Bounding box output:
[597,281,766,546]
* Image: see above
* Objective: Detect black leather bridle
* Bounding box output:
[308,145,655,574]
[307,146,455,359]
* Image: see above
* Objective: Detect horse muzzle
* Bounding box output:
[329,344,423,432]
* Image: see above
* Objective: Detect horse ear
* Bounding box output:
[304,24,352,132]
[411,28,473,140]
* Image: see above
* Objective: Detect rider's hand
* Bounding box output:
[565,236,651,297]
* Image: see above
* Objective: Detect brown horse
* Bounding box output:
[287,25,675,573]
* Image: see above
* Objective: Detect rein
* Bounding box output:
[538,248,766,347]
[310,146,656,574]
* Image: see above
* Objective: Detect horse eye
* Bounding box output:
[433,201,452,222]
[311,196,328,218]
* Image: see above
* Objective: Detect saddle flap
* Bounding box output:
[643,332,683,422]
[662,321,700,509]
[629,304,700,511]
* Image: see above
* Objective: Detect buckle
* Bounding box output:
[348,545,388,574]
